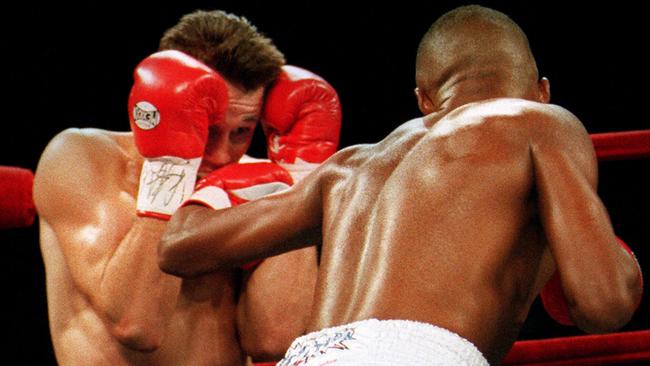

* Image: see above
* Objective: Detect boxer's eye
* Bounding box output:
[233,127,251,136]
[230,127,253,143]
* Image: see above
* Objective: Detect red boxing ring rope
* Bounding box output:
[503,330,650,366]
[590,130,650,161]
[0,166,35,229]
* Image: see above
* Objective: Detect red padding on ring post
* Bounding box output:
[0,166,36,229]
[502,330,650,365]
[590,130,650,161]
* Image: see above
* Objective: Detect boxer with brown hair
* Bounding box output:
[34,10,340,365]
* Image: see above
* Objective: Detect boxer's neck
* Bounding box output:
[114,132,143,197]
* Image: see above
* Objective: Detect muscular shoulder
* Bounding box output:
[42,128,125,157]
[524,102,597,185]
[34,128,129,220]
[330,118,427,167]
[460,99,583,133]
[522,102,591,149]
[36,128,125,184]
[431,99,589,147]
[430,98,596,181]
[487,100,594,164]
[36,128,127,168]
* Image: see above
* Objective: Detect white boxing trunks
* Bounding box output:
[277,319,489,366]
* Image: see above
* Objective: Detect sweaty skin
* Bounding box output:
[36,130,244,365]
[161,100,640,364]
[159,9,641,365]
[311,101,596,362]
[34,81,316,364]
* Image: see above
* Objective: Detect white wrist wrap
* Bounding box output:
[231,182,292,200]
[279,158,321,183]
[136,156,201,218]
[186,182,291,210]
[186,186,232,210]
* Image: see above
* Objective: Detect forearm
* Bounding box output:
[547,196,641,332]
[537,155,642,332]
[159,182,322,278]
[238,246,318,360]
[98,217,181,350]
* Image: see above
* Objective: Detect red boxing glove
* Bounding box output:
[128,50,229,219]
[540,270,572,326]
[541,236,644,326]
[185,162,293,270]
[0,166,35,229]
[186,162,293,209]
[262,65,341,182]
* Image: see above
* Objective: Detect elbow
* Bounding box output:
[565,253,643,333]
[108,320,164,352]
[241,325,296,362]
[569,284,639,333]
[239,304,309,361]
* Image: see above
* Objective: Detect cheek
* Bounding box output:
[231,142,250,160]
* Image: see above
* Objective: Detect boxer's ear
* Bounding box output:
[538,77,551,103]
[415,87,434,115]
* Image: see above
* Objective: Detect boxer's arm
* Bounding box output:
[531,107,643,333]
[237,246,318,360]
[34,129,180,351]
[159,164,324,278]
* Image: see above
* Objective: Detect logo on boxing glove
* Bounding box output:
[133,101,161,130]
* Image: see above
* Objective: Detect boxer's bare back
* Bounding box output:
[311,99,583,362]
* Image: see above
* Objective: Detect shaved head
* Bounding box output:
[415,5,544,112]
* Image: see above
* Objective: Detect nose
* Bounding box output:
[203,138,235,170]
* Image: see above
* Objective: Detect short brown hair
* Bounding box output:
[159,10,285,91]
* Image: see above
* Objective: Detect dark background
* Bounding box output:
[2,1,648,363]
